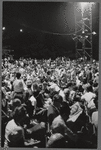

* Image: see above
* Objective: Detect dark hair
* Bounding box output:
[53,94,63,103]
[67,82,73,88]
[32,82,40,91]
[78,85,84,93]
[93,82,98,87]
[12,98,21,110]
[72,85,78,91]
[13,105,27,123]
[60,101,70,116]
[86,84,93,92]
[16,72,21,79]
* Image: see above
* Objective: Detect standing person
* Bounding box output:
[86,67,92,83]
[13,72,23,90]
[25,78,33,97]
[12,72,26,103]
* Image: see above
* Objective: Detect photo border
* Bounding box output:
[0,0,101,150]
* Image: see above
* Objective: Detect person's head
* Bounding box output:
[12,98,21,110]
[26,79,32,88]
[86,84,93,92]
[42,81,48,90]
[93,82,98,88]
[32,82,40,97]
[72,85,78,92]
[78,85,84,93]
[64,88,70,101]
[67,82,73,88]
[16,72,21,79]
[53,94,63,108]
[13,105,28,126]
[60,101,70,121]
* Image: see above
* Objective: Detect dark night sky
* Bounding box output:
[3,2,75,34]
[2,2,99,59]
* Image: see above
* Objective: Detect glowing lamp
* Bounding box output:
[79,2,95,17]
[85,35,88,38]
[92,31,96,35]
[2,27,6,30]
[80,2,88,11]
[20,29,23,32]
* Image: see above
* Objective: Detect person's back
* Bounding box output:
[13,72,24,93]
[81,84,96,104]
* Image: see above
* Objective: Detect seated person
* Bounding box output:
[51,101,78,147]
[4,105,40,147]
[47,94,63,127]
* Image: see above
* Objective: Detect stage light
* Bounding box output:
[20,29,23,32]
[92,31,96,35]
[80,2,88,11]
[2,27,6,30]
[82,30,85,34]
[85,35,88,38]
[85,29,88,32]
[79,2,95,17]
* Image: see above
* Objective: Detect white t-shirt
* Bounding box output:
[5,119,24,142]
[81,92,96,103]
[81,92,96,109]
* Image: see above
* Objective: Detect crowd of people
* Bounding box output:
[1,56,99,148]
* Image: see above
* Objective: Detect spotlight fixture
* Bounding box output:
[2,27,6,30]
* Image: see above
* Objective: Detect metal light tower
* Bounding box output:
[73,2,95,62]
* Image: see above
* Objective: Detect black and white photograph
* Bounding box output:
[1,1,99,148]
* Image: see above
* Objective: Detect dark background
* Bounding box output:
[2,2,99,60]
